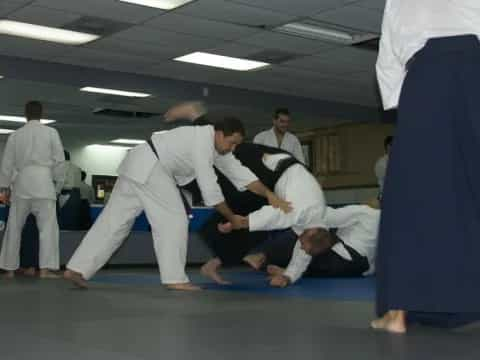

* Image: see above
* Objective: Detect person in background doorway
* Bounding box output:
[374,136,393,199]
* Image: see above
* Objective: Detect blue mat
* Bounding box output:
[92,271,376,302]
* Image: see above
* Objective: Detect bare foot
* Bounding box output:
[371,310,407,334]
[1,271,15,279]
[266,264,285,276]
[39,269,61,279]
[243,253,266,270]
[64,269,88,289]
[166,283,202,291]
[23,267,36,277]
[200,258,231,285]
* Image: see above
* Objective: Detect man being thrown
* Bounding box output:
[206,144,327,283]
[64,102,290,291]
[259,200,380,287]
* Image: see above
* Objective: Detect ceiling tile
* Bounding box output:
[312,5,383,33]
[0,0,32,17]
[0,34,71,61]
[109,25,224,50]
[175,0,295,27]
[7,5,82,27]
[145,13,261,41]
[33,0,163,24]
[227,0,357,16]
[356,0,386,11]
[237,31,336,55]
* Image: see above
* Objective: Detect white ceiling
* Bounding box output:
[0,0,387,146]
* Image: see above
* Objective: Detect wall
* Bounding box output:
[298,122,395,191]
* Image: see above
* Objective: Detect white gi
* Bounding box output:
[79,181,95,203]
[59,160,82,207]
[374,154,389,194]
[377,0,480,109]
[248,153,326,236]
[283,205,381,283]
[67,125,257,284]
[0,120,65,271]
[253,128,305,163]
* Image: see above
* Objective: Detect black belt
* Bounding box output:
[147,138,193,218]
[61,189,73,195]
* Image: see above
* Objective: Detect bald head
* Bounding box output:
[298,228,332,256]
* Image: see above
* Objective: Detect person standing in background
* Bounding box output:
[372,0,480,333]
[0,101,65,279]
[374,136,393,199]
[79,171,95,204]
[253,108,305,163]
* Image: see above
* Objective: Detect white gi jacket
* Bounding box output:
[253,128,305,163]
[0,120,65,200]
[284,205,381,283]
[117,125,258,206]
[377,0,480,109]
[248,153,326,235]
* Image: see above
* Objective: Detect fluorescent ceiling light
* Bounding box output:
[80,87,151,98]
[174,52,270,71]
[0,129,15,134]
[153,130,168,135]
[0,115,55,124]
[119,0,193,10]
[0,20,100,45]
[0,75,3,79]
[111,138,146,145]
[275,22,378,45]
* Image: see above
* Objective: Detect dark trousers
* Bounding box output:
[376,35,480,320]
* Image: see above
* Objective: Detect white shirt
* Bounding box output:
[253,128,305,163]
[374,154,388,193]
[377,0,480,109]
[63,161,82,189]
[79,181,95,203]
[249,153,326,235]
[0,120,65,200]
[117,125,258,207]
[284,205,381,283]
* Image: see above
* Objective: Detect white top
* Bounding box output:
[284,205,381,283]
[377,0,480,109]
[117,125,258,207]
[79,181,95,203]
[249,153,326,235]
[253,128,305,163]
[63,161,82,189]
[0,120,65,200]
[374,154,388,193]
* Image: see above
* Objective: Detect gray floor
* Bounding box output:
[1,268,479,360]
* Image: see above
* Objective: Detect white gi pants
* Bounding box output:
[0,197,59,270]
[66,163,189,284]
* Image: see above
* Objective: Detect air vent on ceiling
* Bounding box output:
[63,16,131,37]
[248,50,302,64]
[93,108,160,118]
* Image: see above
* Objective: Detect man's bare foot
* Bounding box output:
[23,267,36,277]
[1,271,14,279]
[243,253,266,270]
[371,310,407,334]
[39,269,61,279]
[266,264,285,276]
[201,258,231,285]
[64,269,88,288]
[166,283,202,291]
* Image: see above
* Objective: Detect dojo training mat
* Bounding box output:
[92,271,375,302]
